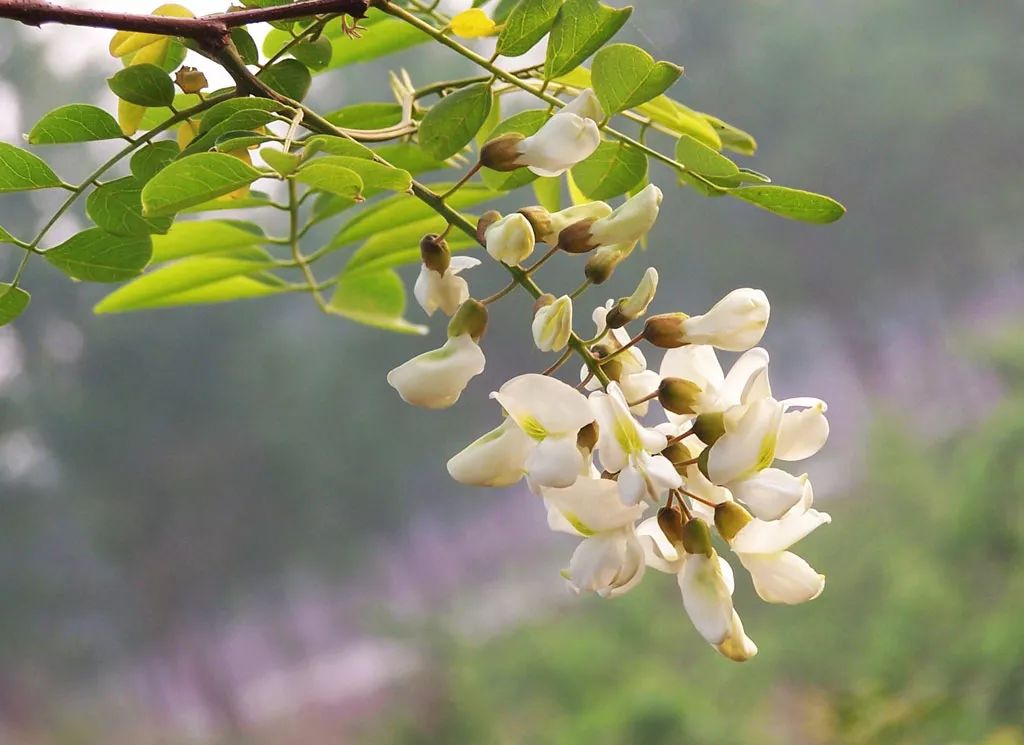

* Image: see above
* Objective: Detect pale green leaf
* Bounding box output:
[729,185,846,224]
[330,269,427,335]
[310,155,411,192]
[419,83,493,160]
[0,142,62,192]
[325,102,404,129]
[140,275,286,308]
[345,230,477,278]
[0,283,30,326]
[28,104,123,145]
[303,135,374,159]
[327,18,430,68]
[294,160,363,199]
[675,135,739,178]
[533,176,562,211]
[571,140,647,199]
[591,43,682,113]
[545,0,631,79]
[141,153,264,217]
[44,228,151,282]
[151,220,266,263]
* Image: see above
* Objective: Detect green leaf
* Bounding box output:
[294,160,363,199]
[497,0,564,57]
[44,228,151,282]
[293,37,333,69]
[141,152,264,217]
[325,102,404,129]
[571,140,647,200]
[591,43,682,114]
[108,64,175,107]
[0,142,62,192]
[326,18,430,68]
[199,98,281,134]
[216,132,275,152]
[182,191,278,214]
[675,135,739,179]
[137,93,201,130]
[480,109,548,191]
[703,114,757,156]
[310,155,410,193]
[729,185,846,224]
[160,39,187,73]
[374,143,445,175]
[329,184,498,251]
[151,220,266,263]
[257,59,312,101]
[419,83,493,160]
[231,27,260,65]
[130,141,180,183]
[94,254,275,313]
[533,176,562,211]
[182,108,278,156]
[330,269,427,335]
[545,0,631,79]
[303,135,374,159]
[0,284,30,326]
[87,176,171,237]
[134,275,285,308]
[28,104,123,145]
[260,147,302,176]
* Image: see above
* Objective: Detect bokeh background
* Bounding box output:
[1,0,1023,743]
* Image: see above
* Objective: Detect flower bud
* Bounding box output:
[697,446,711,480]
[658,377,704,416]
[420,233,451,274]
[449,7,496,38]
[517,206,553,242]
[681,518,713,557]
[605,267,659,328]
[583,244,628,285]
[476,210,501,244]
[693,412,726,445]
[642,312,689,348]
[590,343,623,382]
[539,202,613,244]
[657,506,685,546]
[714,501,753,541]
[532,295,573,352]
[480,133,526,172]
[577,421,599,452]
[484,213,535,266]
[680,288,770,352]
[448,298,488,342]
[588,184,663,247]
[534,293,556,313]
[175,66,208,93]
[661,441,692,465]
[556,219,598,254]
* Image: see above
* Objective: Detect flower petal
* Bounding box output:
[543,477,645,534]
[776,402,829,461]
[730,468,807,521]
[679,552,735,645]
[492,373,594,437]
[526,433,584,488]
[730,508,831,554]
[739,551,826,604]
[447,417,532,487]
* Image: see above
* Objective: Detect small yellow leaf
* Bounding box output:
[109,4,193,57]
[177,119,201,150]
[450,8,497,39]
[118,98,146,136]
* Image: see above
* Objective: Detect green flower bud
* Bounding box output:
[657,506,685,546]
[714,501,753,542]
[693,412,726,445]
[517,206,553,242]
[642,312,690,348]
[556,219,599,254]
[605,267,658,328]
[447,298,488,342]
[420,233,451,274]
[658,377,704,416]
[661,440,692,465]
[681,518,714,557]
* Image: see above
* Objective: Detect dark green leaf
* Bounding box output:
[231,28,260,65]
[28,104,123,145]
[310,156,411,192]
[325,102,404,129]
[44,228,151,282]
[216,132,275,152]
[729,185,846,223]
[199,98,281,135]
[571,140,647,199]
[87,176,171,237]
[293,37,333,69]
[545,0,631,79]
[0,142,62,192]
[497,0,564,57]
[591,43,682,113]
[257,59,312,101]
[182,109,278,156]
[374,143,446,175]
[141,152,264,217]
[0,283,30,326]
[108,64,175,107]
[419,83,493,160]
[330,269,427,334]
[130,141,180,182]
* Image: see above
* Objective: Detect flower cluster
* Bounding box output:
[386,89,831,662]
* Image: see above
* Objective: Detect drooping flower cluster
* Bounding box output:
[386,89,831,661]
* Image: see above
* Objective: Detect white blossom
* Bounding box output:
[413,256,481,316]
[680,288,770,352]
[386,333,485,409]
[485,213,536,266]
[532,295,573,352]
[515,91,602,177]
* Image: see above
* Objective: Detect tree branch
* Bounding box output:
[0,0,369,51]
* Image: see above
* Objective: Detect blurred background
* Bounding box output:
[1,0,1023,743]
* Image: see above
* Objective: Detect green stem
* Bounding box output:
[287,178,330,311]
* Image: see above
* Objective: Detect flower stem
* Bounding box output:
[542,348,574,376]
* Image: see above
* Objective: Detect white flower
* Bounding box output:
[606,267,658,328]
[776,397,830,461]
[532,295,573,352]
[590,383,681,505]
[540,201,613,244]
[386,333,485,409]
[484,213,535,266]
[516,99,601,177]
[705,397,785,485]
[729,468,808,520]
[658,344,770,423]
[680,288,770,352]
[728,506,831,605]
[560,87,605,122]
[587,184,663,247]
[490,373,595,488]
[636,517,757,661]
[413,256,481,316]
[446,417,533,487]
[544,476,646,536]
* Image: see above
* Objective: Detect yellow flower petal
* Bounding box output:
[450,8,496,39]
